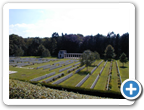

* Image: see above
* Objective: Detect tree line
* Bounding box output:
[9,31,129,59]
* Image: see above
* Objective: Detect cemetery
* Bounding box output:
[9,56,129,98]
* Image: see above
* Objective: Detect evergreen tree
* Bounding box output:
[42,49,51,57]
[104,44,116,60]
[37,44,45,56]
[119,52,128,67]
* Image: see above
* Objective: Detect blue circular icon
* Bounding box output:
[121,79,142,100]
[123,81,139,97]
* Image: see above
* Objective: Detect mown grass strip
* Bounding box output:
[81,61,105,88]
[94,62,111,90]
[9,61,80,81]
[117,60,129,82]
[111,61,120,92]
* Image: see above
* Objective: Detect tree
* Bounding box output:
[80,50,95,72]
[42,49,51,57]
[52,32,59,37]
[37,44,45,56]
[50,38,57,55]
[15,47,24,56]
[104,44,116,60]
[119,52,128,67]
[93,51,100,66]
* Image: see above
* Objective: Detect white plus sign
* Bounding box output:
[126,83,137,95]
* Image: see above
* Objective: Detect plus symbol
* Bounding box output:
[126,83,137,95]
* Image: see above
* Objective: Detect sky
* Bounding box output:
[9,8,129,38]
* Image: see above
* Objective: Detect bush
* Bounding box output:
[35,82,124,99]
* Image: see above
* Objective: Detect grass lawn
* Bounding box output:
[111,61,120,92]
[117,60,129,82]
[59,60,102,87]
[81,61,105,88]
[9,60,80,81]
[94,61,111,90]
[59,67,88,87]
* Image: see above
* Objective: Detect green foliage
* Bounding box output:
[9,32,129,58]
[15,47,24,56]
[104,45,116,60]
[119,53,128,67]
[80,50,95,71]
[42,49,51,57]
[38,44,45,56]
[9,79,112,99]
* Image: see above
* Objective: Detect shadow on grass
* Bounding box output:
[120,66,128,68]
[77,71,89,75]
[90,65,97,67]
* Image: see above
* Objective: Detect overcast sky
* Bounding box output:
[9,7,129,38]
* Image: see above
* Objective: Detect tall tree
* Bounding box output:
[50,38,57,55]
[104,44,116,60]
[42,49,51,57]
[37,44,45,56]
[119,52,128,67]
[80,50,95,72]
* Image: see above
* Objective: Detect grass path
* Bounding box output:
[59,60,101,87]
[9,61,79,81]
[111,61,120,92]
[81,61,105,88]
[94,62,111,90]
[117,60,129,82]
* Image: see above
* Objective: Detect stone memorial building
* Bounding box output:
[58,50,82,59]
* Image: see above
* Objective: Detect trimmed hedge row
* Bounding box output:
[30,72,55,82]
[75,74,90,87]
[30,81,124,99]
[52,73,73,84]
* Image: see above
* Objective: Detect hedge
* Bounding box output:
[30,81,124,99]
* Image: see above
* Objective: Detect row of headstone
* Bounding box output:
[37,64,51,69]
[90,60,103,74]
[49,65,62,71]
[90,61,107,89]
[75,74,90,87]
[43,64,56,70]
[116,61,122,84]
[9,57,58,65]
[64,61,74,66]
[10,63,31,67]
[90,74,100,89]
[43,72,64,83]
[73,62,80,66]
[30,72,55,82]
[52,73,73,84]
[59,66,72,73]
[99,61,107,75]
[67,65,79,73]
[75,66,85,73]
